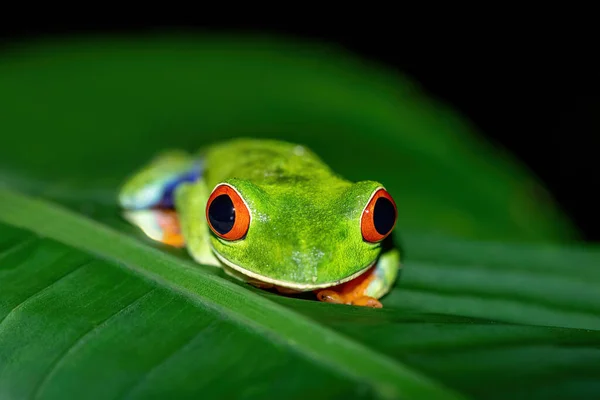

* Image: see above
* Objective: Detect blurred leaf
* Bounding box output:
[0,33,576,242]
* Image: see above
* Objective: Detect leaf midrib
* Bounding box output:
[0,187,466,400]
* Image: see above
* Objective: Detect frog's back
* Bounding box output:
[203,138,347,189]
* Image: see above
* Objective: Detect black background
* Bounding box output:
[1,19,597,241]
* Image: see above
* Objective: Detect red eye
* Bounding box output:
[206,184,251,241]
[361,188,397,243]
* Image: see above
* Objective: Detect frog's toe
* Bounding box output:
[352,296,383,308]
[315,289,344,304]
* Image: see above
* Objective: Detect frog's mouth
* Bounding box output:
[211,249,376,291]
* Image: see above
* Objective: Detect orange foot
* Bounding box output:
[314,266,382,308]
[155,209,186,248]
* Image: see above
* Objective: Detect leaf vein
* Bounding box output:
[120,321,218,400]
[32,288,157,399]
[0,259,92,328]
[0,235,38,261]
[398,282,600,318]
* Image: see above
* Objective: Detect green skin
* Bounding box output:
[119,138,401,300]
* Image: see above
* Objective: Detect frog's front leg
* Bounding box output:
[172,180,220,267]
[315,245,401,308]
[118,149,202,249]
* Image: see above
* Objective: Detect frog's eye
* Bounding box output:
[206,183,251,241]
[361,188,397,243]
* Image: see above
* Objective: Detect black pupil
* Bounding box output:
[373,197,395,235]
[208,195,235,234]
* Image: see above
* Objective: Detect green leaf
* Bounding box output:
[3,187,600,400]
[1,34,600,400]
[0,187,463,400]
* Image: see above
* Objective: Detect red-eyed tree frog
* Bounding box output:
[118,139,401,307]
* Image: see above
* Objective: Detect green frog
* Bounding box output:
[118,138,401,307]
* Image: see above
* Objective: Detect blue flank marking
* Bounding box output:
[159,162,203,208]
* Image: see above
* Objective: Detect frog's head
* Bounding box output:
[205,178,397,291]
